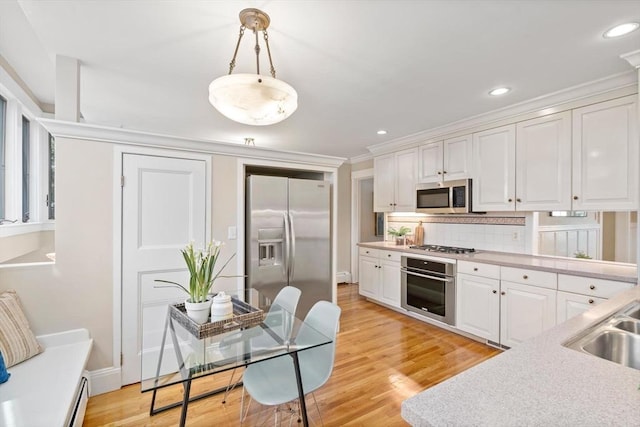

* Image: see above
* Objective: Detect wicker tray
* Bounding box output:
[170,298,264,339]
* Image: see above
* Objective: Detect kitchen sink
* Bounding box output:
[581,330,640,370]
[613,319,640,334]
[564,300,640,371]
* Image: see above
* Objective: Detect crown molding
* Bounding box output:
[38,119,346,168]
[621,49,640,69]
[367,71,638,156]
[348,152,374,164]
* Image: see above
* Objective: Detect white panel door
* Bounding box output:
[394,148,418,211]
[121,154,207,385]
[373,154,395,212]
[358,255,379,299]
[380,259,401,307]
[516,112,571,211]
[500,281,556,348]
[472,125,516,211]
[418,141,443,183]
[572,95,638,210]
[443,134,472,181]
[456,273,500,342]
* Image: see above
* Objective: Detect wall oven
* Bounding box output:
[416,178,472,214]
[401,255,456,325]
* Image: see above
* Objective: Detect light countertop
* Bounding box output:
[400,286,640,426]
[357,241,638,283]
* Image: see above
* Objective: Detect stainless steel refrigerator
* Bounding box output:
[246,175,332,319]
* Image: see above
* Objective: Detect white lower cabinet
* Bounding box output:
[499,281,556,348]
[456,273,500,343]
[456,262,556,348]
[557,291,606,323]
[555,274,633,323]
[358,248,401,308]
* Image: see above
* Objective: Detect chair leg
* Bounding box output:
[240,386,253,424]
[311,392,324,426]
[222,367,240,403]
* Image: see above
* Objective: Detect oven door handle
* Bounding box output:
[401,268,454,282]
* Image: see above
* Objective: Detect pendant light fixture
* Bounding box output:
[208,8,298,126]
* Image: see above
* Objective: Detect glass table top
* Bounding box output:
[140,289,332,392]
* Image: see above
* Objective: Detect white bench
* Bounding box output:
[0,328,93,427]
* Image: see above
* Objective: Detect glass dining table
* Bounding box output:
[140,289,331,427]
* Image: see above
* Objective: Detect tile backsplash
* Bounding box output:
[386,214,531,254]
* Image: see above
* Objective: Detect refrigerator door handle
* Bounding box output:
[283,212,291,279]
[288,212,296,281]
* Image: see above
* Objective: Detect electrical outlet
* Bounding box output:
[228,226,237,240]
[512,231,520,241]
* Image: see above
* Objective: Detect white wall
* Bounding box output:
[0,137,114,370]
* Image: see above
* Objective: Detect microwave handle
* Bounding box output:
[401,268,454,282]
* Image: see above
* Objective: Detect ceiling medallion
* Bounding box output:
[208,8,298,126]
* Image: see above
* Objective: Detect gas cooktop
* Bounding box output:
[409,244,476,254]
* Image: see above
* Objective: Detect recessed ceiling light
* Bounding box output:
[489,87,510,96]
[377,130,387,135]
[603,22,639,38]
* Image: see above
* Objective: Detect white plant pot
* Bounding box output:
[184,299,212,324]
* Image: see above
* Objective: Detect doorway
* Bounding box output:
[351,169,381,283]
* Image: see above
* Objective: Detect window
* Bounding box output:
[21,116,30,222]
[48,133,55,220]
[0,96,5,220]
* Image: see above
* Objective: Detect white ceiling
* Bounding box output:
[1,0,639,159]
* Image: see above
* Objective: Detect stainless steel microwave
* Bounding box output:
[416,179,472,214]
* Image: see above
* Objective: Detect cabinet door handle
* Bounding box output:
[387,254,391,257]
[588,299,594,304]
[501,291,506,295]
[437,171,442,175]
[573,196,579,200]
[523,275,528,280]
[443,171,447,174]
[492,290,497,294]
[508,198,513,202]
[473,267,478,271]
[589,285,595,290]
[516,198,522,203]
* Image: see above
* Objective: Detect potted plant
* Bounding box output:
[388,226,411,245]
[155,241,236,324]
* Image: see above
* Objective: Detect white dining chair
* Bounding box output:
[220,286,302,403]
[240,300,341,425]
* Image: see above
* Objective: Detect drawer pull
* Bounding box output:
[501,291,506,295]
[492,290,497,294]
[523,275,528,280]
[388,254,391,257]
[588,299,594,304]
[589,285,595,290]
[473,267,478,271]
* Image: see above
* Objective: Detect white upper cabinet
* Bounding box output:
[418,141,443,183]
[515,111,572,211]
[418,135,472,183]
[472,124,516,211]
[374,148,418,212]
[572,95,638,210]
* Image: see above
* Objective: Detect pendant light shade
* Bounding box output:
[209,73,297,126]
[208,9,298,126]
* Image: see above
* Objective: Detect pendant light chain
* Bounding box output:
[228,25,246,75]
[263,29,276,78]
[254,29,261,76]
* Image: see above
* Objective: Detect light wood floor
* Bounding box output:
[84,284,500,426]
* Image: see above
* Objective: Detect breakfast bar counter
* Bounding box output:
[400,286,640,426]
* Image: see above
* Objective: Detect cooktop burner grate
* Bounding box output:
[409,244,476,254]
